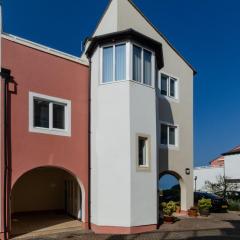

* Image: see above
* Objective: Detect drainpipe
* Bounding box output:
[87,59,92,230]
[1,68,10,240]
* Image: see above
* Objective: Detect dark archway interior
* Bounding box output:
[10,167,82,237]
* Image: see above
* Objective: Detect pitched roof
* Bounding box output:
[222,145,240,156]
[90,0,196,75]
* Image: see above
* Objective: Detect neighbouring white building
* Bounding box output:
[194,146,240,191]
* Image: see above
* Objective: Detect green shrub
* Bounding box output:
[198,198,212,210]
[228,200,240,211]
[162,201,176,216]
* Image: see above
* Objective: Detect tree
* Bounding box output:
[204,175,239,198]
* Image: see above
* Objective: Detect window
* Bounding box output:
[143,49,152,85]
[160,73,178,99]
[103,46,113,83]
[115,44,126,81]
[102,44,126,83]
[160,123,178,147]
[133,45,142,82]
[138,137,147,166]
[132,44,153,86]
[29,92,71,136]
[137,135,150,169]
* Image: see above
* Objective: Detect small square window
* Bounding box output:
[161,123,178,147]
[160,73,178,99]
[29,92,71,136]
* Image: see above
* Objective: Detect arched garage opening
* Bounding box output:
[159,171,187,216]
[10,167,84,237]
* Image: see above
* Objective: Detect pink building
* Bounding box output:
[0,35,90,239]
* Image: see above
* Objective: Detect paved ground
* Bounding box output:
[11,212,240,240]
[11,212,83,239]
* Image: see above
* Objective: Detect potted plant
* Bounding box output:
[162,201,176,223]
[198,198,212,216]
[188,206,198,217]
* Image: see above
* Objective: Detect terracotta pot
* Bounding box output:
[176,206,181,213]
[164,216,174,223]
[199,208,210,217]
[188,209,198,217]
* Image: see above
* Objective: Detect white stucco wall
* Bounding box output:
[194,166,224,191]
[130,82,157,226]
[90,47,131,226]
[225,154,240,180]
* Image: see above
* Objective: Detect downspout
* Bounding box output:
[87,59,92,230]
[1,68,10,240]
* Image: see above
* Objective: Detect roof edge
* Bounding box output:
[2,33,89,66]
[127,0,197,75]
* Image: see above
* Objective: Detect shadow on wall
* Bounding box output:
[155,83,174,226]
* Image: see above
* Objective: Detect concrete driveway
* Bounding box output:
[11,211,240,240]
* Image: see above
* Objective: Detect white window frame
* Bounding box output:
[100,42,129,84]
[131,42,155,88]
[159,71,179,101]
[29,92,71,136]
[99,42,155,88]
[160,121,179,150]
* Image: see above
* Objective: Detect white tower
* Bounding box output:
[85,0,163,234]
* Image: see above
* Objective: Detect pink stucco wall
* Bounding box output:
[1,38,89,235]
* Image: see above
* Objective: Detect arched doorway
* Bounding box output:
[10,167,84,237]
[158,171,186,219]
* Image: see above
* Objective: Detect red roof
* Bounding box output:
[222,145,240,156]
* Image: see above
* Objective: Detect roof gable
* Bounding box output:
[91,0,196,74]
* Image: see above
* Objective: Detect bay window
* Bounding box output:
[101,42,154,86]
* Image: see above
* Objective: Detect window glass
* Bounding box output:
[170,78,176,97]
[161,75,168,95]
[169,126,176,145]
[34,99,49,128]
[53,103,65,129]
[133,45,142,82]
[143,49,152,85]
[138,137,147,166]
[115,44,126,81]
[103,46,113,83]
[161,124,168,145]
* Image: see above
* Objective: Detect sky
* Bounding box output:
[2,0,240,169]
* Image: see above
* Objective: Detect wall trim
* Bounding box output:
[91,223,157,234]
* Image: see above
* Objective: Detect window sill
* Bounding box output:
[99,79,155,89]
[29,126,71,137]
[136,165,151,172]
[158,93,179,103]
[160,144,179,151]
